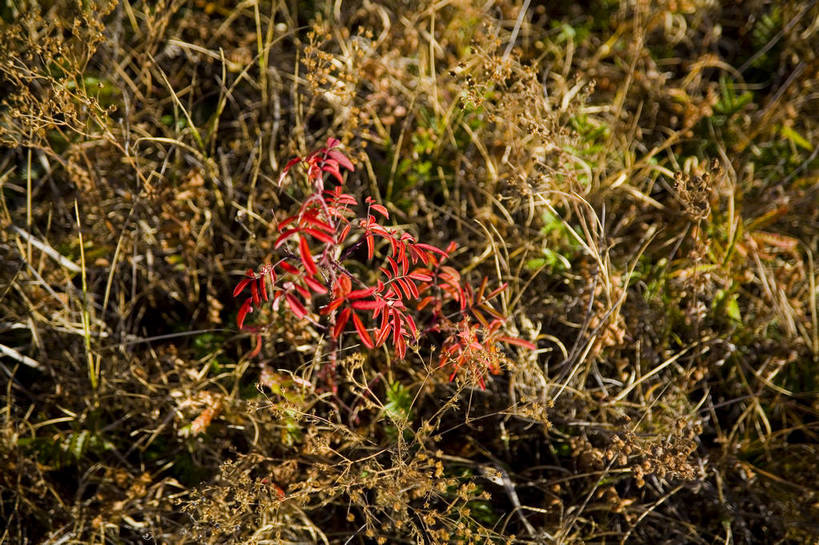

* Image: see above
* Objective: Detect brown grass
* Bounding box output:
[1,1,818,543]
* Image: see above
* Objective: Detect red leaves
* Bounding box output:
[365,196,389,218]
[408,270,433,282]
[351,311,373,348]
[348,287,376,300]
[233,277,252,297]
[495,336,537,350]
[366,233,375,260]
[277,138,355,188]
[279,262,299,275]
[285,293,307,318]
[304,228,335,244]
[375,322,391,347]
[277,157,303,187]
[327,148,354,172]
[333,308,351,339]
[237,297,253,329]
[274,229,300,248]
[299,236,317,275]
[339,223,352,244]
[233,137,534,386]
[413,242,449,258]
[351,299,380,310]
[303,275,328,294]
[437,317,536,390]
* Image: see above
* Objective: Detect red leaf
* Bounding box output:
[330,191,357,206]
[321,297,345,314]
[409,245,430,265]
[339,223,352,243]
[299,236,318,276]
[294,284,311,300]
[486,282,508,300]
[274,229,300,248]
[251,278,260,305]
[322,162,344,184]
[366,233,374,260]
[384,285,399,299]
[348,287,376,300]
[285,293,307,319]
[372,297,384,320]
[333,308,351,338]
[303,228,335,245]
[277,215,298,230]
[440,266,461,281]
[395,277,413,299]
[237,297,253,329]
[327,149,354,172]
[496,336,537,350]
[279,262,300,275]
[336,275,352,296]
[405,314,418,339]
[392,310,402,341]
[352,312,374,348]
[370,203,388,218]
[399,245,408,275]
[303,275,328,294]
[395,334,406,359]
[369,223,390,237]
[408,271,433,282]
[352,299,380,311]
[414,242,449,257]
[233,277,252,297]
[406,278,419,299]
[277,157,302,186]
[301,213,336,233]
[375,322,391,347]
[259,273,268,301]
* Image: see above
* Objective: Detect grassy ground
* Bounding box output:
[1,1,818,543]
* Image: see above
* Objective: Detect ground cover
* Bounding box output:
[1,1,818,543]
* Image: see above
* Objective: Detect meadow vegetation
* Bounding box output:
[1,1,818,543]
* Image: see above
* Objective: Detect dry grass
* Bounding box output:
[1,0,818,543]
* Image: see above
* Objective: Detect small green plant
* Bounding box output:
[713,76,753,120]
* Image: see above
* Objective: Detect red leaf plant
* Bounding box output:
[234,137,534,389]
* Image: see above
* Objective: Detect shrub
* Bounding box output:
[233,137,534,389]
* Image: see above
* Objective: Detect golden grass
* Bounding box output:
[1,1,818,543]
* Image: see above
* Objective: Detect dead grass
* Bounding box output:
[1,0,818,543]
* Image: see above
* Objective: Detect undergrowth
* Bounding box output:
[1,1,818,544]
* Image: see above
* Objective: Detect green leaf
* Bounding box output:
[65,430,90,460]
[525,257,548,271]
[383,381,412,423]
[713,289,742,324]
[781,126,813,151]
